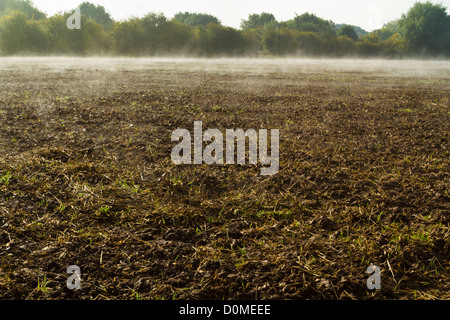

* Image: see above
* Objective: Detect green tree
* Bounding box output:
[190,25,208,55]
[337,25,358,41]
[357,33,383,56]
[333,36,356,56]
[0,10,28,54]
[174,12,220,27]
[204,23,247,56]
[158,20,193,54]
[241,28,262,53]
[286,13,336,38]
[262,27,295,55]
[79,2,113,30]
[374,20,400,41]
[240,12,276,30]
[398,2,450,56]
[237,18,278,53]
[0,0,45,19]
[335,24,368,37]
[111,18,146,55]
[44,13,90,55]
[291,30,323,55]
[24,18,50,53]
[0,10,49,54]
[191,23,247,56]
[140,12,168,54]
[383,32,409,57]
[84,19,112,54]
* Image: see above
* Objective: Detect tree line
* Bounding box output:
[0,0,449,57]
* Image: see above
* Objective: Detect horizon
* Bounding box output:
[30,0,450,32]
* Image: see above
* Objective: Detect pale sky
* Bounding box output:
[32,0,450,31]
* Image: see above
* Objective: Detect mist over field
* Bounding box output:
[1,56,450,74]
[1,57,449,92]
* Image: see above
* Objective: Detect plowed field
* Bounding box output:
[0,58,449,300]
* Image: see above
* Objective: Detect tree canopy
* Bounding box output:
[337,25,358,41]
[398,1,450,55]
[0,0,45,19]
[0,1,448,58]
[79,2,113,29]
[335,24,367,37]
[286,13,336,38]
[241,13,276,30]
[173,12,220,27]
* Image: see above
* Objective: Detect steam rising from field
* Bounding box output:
[1,57,449,77]
[0,57,448,101]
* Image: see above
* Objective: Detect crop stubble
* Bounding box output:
[0,58,449,300]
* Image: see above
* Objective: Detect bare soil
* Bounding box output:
[0,58,449,300]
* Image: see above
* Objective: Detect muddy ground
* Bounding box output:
[0,58,449,300]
